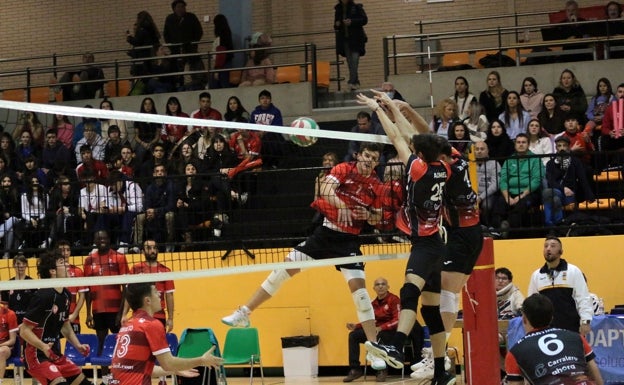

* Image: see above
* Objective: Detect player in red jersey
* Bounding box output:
[57,240,88,334]
[505,294,603,385]
[84,230,129,378]
[222,142,385,350]
[123,239,175,332]
[19,251,92,385]
[110,282,222,385]
[0,302,18,381]
[358,92,456,385]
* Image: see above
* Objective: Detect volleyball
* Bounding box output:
[289,117,319,147]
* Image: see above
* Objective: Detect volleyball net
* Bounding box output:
[0,99,408,290]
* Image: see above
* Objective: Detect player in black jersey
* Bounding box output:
[19,252,92,385]
[505,294,603,385]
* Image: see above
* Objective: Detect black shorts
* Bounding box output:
[443,225,484,274]
[406,233,445,293]
[295,225,363,271]
[93,312,120,333]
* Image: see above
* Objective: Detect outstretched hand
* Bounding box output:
[356,93,379,111]
[369,89,393,106]
[202,346,224,368]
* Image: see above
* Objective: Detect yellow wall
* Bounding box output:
[1,235,622,367]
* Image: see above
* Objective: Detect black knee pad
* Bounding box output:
[400,282,421,312]
[421,305,444,335]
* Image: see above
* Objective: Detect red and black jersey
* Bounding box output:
[67,265,88,325]
[22,288,71,362]
[84,250,129,313]
[0,304,18,343]
[110,309,170,385]
[0,276,36,323]
[401,155,450,237]
[506,327,595,385]
[443,152,479,228]
[311,162,383,234]
[130,262,175,321]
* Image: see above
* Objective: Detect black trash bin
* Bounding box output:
[281,335,320,377]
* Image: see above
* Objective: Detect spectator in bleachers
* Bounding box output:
[485,119,515,164]
[448,121,470,156]
[543,136,595,227]
[171,142,201,175]
[41,128,73,182]
[73,106,102,147]
[126,11,161,79]
[314,152,338,200]
[138,143,171,181]
[538,93,566,136]
[463,99,489,141]
[475,141,500,229]
[0,174,20,258]
[0,157,14,185]
[224,96,250,125]
[204,134,240,217]
[240,43,276,88]
[74,121,106,163]
[584,77,616,149]
[21,155,52,193]
[121,144,139,176]
[75,144,109,184]
[146,44,178,94]
[527,119,554,166]
[14,130,41,178]
[134,164,176,250]
[47,175,82,247]
[210,14,234,89]
[49,114,74,149]
[495,267,524,320]
[599,82,624,167]
[607,1,623,19]
[451,76,475,120]
[53,52,105,101]
[195,126,221,161]
[344,111,383,162]
[499,91,531,140]
[79,169,110,246]
[479,71,509,123]
[104,125,131,171]
[519,77,544,119]
[250,89,284,169]
[134,97,162,163]
[227,128,263,182]
[110,154,132,179]
[162,96,190,146]
[175,162,210,243]
[493,133,544,237]
[20,176,48,249]
[430,98,459,139]
[164,0,205,90]
[100,99,129,142]
[334,0,368,91]
[106,170,143,250]
[0,133,16,172]
[189,92,223,143]
[13,111,44,148]
[606,1,624,52]
[553,69,588,119]
[559,113,594,167]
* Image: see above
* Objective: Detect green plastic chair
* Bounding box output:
[222,328,264,385]
[177,328,225,385]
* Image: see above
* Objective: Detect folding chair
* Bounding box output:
[177,328,223,385]
[91,333,118,384]
[8,339,24,382]
[222,327,264,385]
[64,333,99,367]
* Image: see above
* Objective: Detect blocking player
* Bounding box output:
[222,142,385,350]
[123,239,175,332]
[357,92,455,385]
[409,135,484,380]
[110,282,222,384]
[505,294,603,385]
[19,251,92,385]
[0,301,18,381]
[57,240,88,334]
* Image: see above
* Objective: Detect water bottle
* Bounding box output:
[597,298,605,315]
[14,372,21,385]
